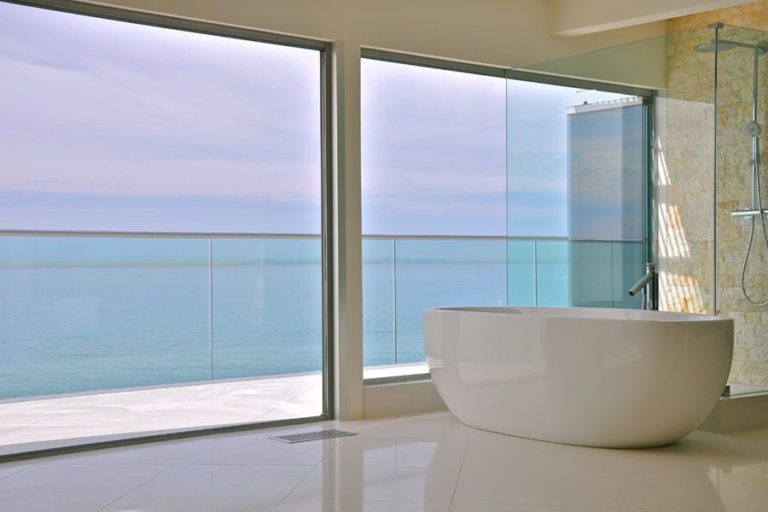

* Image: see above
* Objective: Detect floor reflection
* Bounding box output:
[0,412,767,511]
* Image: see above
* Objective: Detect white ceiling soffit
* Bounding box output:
[549,0,755,36]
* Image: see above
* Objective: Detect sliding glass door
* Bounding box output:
[0,0,329,455]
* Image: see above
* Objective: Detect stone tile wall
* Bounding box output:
[663,2,768,385]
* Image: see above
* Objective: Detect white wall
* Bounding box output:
[522,35,667,88]
[83,0,666,72]
[549,0,753,36]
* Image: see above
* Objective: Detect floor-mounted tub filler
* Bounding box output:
[423,307,733,448]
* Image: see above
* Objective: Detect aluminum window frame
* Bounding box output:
[360,49,656,385]
[362,48,655,98]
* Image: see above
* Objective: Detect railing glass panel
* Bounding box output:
[361,237,643,378]
[0,235,644,395]
[211,238,323,381]
[536,240,569,306]
[393,239,507,365]
[507,240,536,306]
[363,239,396,367]
[569,240,644,308]
[0,236,326,405]
[0,236,210,400]
[612,241,646,309]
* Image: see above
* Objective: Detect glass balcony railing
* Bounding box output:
[0,234,323,402]
[362,235,645,373]
[0,233,644,399]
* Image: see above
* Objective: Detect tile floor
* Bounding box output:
[0,411,767,511]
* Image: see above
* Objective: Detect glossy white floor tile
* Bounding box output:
[183,431,334,466]
[287,463,462,503]
[453,467,624,508]
[0,463,170,512]
[274,501,450,511]
[101,495,275,512]
[0,412,768,511]
[126,464,312,502]
[46,437,213,465]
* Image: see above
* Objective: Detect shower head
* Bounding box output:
[695,40,738,53]
[694,39,768,53]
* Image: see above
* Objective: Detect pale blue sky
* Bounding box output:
[0,1,321,233]
[0,1,641,238]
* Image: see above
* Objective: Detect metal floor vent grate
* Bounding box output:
[270,429,358,444]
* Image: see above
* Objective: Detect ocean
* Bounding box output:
[0,236,574,400]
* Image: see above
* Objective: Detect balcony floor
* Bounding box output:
[0,363,430,457]
[0,373,322,457]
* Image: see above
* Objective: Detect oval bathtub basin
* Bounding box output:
[423,307,733,448]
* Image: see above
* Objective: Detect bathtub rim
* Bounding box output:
[425,305,731,324]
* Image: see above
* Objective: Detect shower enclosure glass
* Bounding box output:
[552,26,768,392]
[515,25,768,395]
[708,24,768,394]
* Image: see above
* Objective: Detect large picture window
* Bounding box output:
[361,57,650,379]
[361,58,507,378]
[0,1,328,454]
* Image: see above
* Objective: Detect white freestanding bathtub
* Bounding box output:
[423,307,733,448]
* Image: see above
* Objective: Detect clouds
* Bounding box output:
[361,59,507,235]
[0,2,320,206]
[0,2,642,238]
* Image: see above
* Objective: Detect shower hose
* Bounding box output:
[741,155,768,306]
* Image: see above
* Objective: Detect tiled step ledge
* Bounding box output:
[700,390,768,434]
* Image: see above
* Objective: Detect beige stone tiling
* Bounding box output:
[663,1,768,385]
